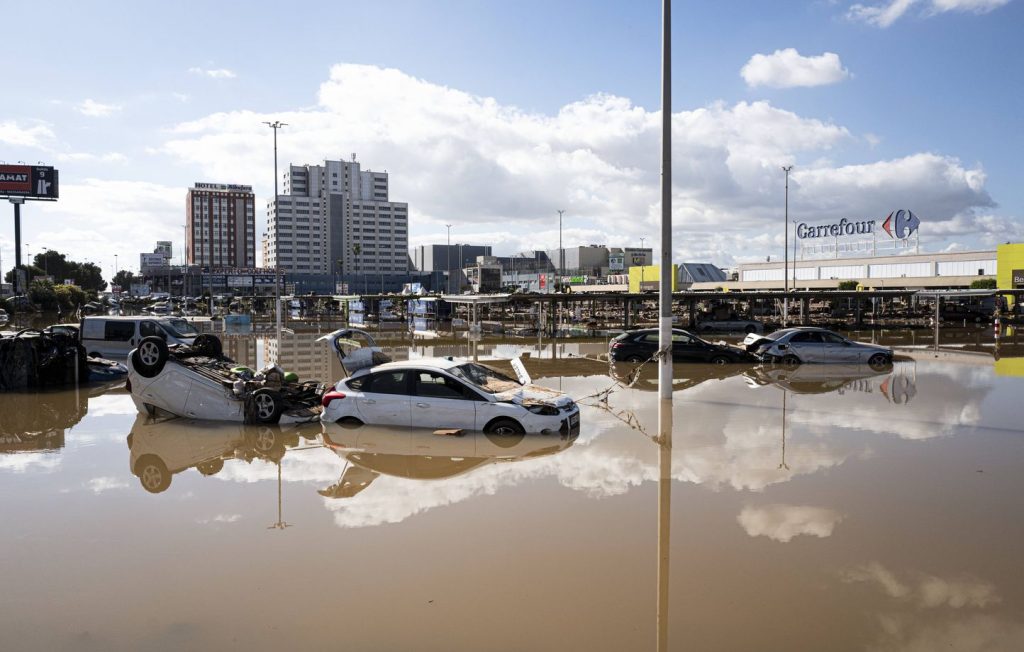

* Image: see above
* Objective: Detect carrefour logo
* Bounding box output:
[881,210,921,239]
[797,210,922,241]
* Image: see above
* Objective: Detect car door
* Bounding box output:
[786,331,823,362]
[819,331,859,363]
[103,320,138,358]
[411,369,481,430]
[671,331,707,362]
[357,370,412,427]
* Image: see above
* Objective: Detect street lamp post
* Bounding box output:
[263,120,288,333]
[557,210,565,291]
[782,165,793,327]
[445,224,452,294]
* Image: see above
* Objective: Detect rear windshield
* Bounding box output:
[162,319,199,338]
[765,329,795,340]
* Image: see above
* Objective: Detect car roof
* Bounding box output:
[358,357,467,374]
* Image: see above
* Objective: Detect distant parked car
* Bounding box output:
[743,327,893,368]
[695,318,764,335]
[609,328,757,364]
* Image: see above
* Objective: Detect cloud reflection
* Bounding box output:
[737,504,843,542]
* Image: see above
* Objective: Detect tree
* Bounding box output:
[970,278,997,289]
[837,280,859,291]
[112,270,137,290]
[6,250,107,293]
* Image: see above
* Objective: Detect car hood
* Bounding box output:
[494,384,574,408]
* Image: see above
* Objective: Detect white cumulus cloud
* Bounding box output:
[188,67,237,79]
[0,120,57,148]
[741,49,851,88]
[76,99,123,117]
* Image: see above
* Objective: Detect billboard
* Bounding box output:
[1013,269,1024,288]
[140,253,167,269]
[0,165,59,199]
[227,275,253,287]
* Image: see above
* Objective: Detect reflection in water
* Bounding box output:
[318,423,578,498]
[126,414,318,493]
[0,387,91,455]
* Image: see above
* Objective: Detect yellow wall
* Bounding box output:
[997,243,1024,306]
[629,264,678,293]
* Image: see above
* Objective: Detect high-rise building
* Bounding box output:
[263,156,408,276]
[186,183,256,268]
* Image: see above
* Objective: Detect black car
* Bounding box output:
[609,328,756,364]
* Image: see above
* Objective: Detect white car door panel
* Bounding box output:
[356,370,412,426]
[411,370,479,430]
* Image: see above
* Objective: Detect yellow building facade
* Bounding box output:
[628,264,678,293]
[997,243,1024,307]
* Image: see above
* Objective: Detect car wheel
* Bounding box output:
[131,336,169,378]
[781,354,801,367]
[485,418,526,448]
[626,354,645,363]
[196,459,224,476]
[709,355,730,365]
[744,325,757,334]
[251,389,283,424]
[190,333,223,357]
[868,353,891,371]
[135,455,171,493]
[337,417,364,429]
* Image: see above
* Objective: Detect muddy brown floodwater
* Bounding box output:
[2,331,1024,651]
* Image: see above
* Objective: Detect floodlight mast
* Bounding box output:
[263,121,288,334]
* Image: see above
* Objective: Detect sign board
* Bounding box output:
[569,275,586,284]
[193,182,252,192]
[130,283,151,297]
[609,254,625,272]
[0,165,59,199]
[227,275,253,287]
[140,253,167,269]
[797,211,921,241]
[1013,269,1024,288]
[539,274,546,289]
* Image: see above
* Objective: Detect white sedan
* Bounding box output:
[320,357,581,435]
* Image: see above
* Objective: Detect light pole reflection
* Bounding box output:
[656,397,672,652]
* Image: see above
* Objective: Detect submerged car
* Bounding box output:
[743,327,893,368]
[609,328,756,364]
[321,356,581,435]
[126,334,324,424]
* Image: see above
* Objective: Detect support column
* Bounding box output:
[801,296,810,325]
[12,200,23,295]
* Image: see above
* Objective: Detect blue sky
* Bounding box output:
[2,0,1022,279]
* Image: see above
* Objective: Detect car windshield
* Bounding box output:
[162,318,199,338]
[765,329,799,340]
[449,362,522,392]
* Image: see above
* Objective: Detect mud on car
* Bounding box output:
[127,334,324,424]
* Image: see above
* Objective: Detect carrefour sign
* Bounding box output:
[797,210,921,240]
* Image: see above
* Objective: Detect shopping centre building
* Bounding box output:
[688,211,1024,292]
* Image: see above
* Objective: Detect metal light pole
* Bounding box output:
[557,210,565,291]
[656,7,674,652]
[263,120,288,333]
[445,224,452,294]
[782,165,793,327]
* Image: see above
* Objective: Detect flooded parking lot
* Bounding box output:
[3,330,1024,651]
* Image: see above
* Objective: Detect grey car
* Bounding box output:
[744,327,893,368]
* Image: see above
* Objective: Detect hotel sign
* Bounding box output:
[0,164,59,199]
[797,210,921,240]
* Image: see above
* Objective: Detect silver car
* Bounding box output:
[744,327,893,368]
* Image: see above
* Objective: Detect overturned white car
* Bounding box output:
[126,334,324,424]
[320,340,581,435]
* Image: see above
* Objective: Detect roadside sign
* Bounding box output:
[0,165,59,199]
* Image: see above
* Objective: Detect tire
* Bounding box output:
[781,354,801,367]
[337,417,364,430]
[135,455,171,493]
[196,459,224,476]
[709,355,730,365]
[484,418,526,448]
[191,333,223,357]
[744,325,757,334]
[626,355,645,363]
[132,336,169,378]
[867,353,891,371]
[251,425,279,453]
[251,390,283,425]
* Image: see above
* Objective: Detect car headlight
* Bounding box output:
[526,404,560,416]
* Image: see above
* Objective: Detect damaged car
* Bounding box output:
[126,333,324,424]
[743,327,893,369]
[320,346,581,435]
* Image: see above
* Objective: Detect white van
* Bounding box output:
[81,316,200,359]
